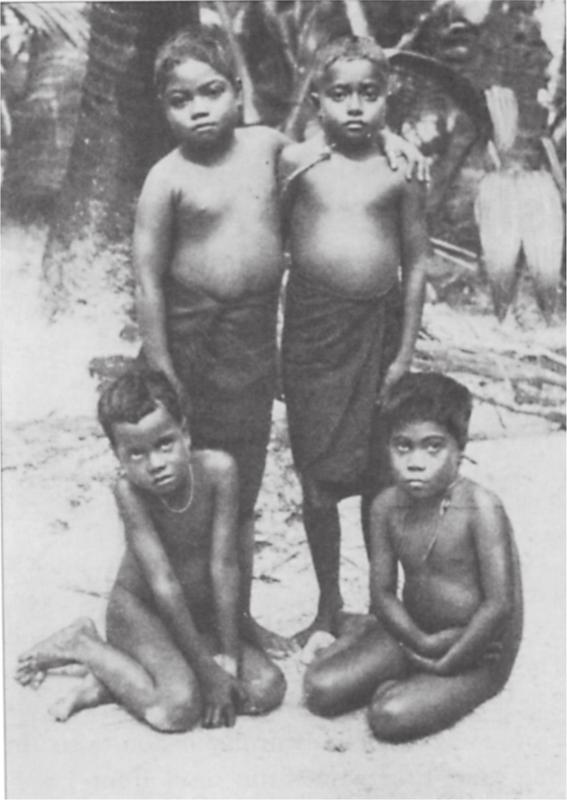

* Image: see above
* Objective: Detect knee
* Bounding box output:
[303,666,340,718]
[367,681,411,743]
[144,685,201,733]
[244,664,286,715]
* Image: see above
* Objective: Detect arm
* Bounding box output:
[408,491,515,675]
[133,165,182,395]
[378,180,430,403]
[115,480,245,725]
[208,453,241,673]
[369,494,463,657]
[369,493,431,653]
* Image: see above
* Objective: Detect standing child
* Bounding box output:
[303,372,523,742]
[16,370,286,730]
[280,37,431,645]
[135,28,427,654]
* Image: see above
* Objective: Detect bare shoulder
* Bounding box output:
[192,448,237,487]
[459,477,511,532]
[370,485,399,520]
[238,124,289,154]
[140,148,191,194]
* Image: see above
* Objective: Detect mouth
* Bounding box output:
[344,121,365,131]
[154,474,176,489]
[192,122,217,133]
[405,479,428,490]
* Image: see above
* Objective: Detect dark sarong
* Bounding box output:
[282,271,402,496]
[142,277,279,515]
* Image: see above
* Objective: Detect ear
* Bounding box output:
[181,421,192,448]
[310,91,321,111]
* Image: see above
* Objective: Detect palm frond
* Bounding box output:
[5,3,89,48]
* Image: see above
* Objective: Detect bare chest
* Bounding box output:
[392,507,476,577]
[300,157,400,214]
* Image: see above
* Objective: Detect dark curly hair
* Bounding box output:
[312,35,390,92]
[382,372,472,451]
[98,369,184,448]
[154,26,238,96]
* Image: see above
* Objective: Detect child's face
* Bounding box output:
[161,58,240,152]
[112,405,191,499]
[315,58,387,150]
[389,420,461,501]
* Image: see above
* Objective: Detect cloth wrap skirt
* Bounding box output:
[142,276,279,516]
[282,271,402,497]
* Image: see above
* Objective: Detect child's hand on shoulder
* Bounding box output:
[381,129,431,185]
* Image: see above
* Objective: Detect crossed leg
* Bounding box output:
[304,620,408,717]
[368,665,503,743]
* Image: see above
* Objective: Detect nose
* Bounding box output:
[406,451,426,471]
[191,96,209,119]
[148,450,167,473]
[347,93,362,115]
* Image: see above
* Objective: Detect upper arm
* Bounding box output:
[368,490,398,599]
[277,144,302,189]
[207,452,240,571]
[114,480,179,594]
[471,488,514,615]
[400,178,431,272]
[133,162,175,289]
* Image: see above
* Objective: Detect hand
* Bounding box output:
[402,648,453,676]
[420,628,464,658]
[377,359,409,406]
[201,664,248,728]
[381,130,431,184]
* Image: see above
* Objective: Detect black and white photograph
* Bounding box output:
[1,1,565,797]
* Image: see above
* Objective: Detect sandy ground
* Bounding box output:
[2,220,566,798]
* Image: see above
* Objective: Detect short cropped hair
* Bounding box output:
[312,35,390,91]
[98,369,184,448]
[382,372,472,450]
[154,26,238,95]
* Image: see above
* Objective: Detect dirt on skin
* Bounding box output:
[2,218,565,799]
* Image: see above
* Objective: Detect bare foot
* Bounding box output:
[49,673,111,722]
[241,615,298,658]
[300,631,337,665]
[292,615,336,650]
[15,618,101,687]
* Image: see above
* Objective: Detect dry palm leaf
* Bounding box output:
[517,170,565,318]
[475,171,522,318]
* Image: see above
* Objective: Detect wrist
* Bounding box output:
[214,653,238,677]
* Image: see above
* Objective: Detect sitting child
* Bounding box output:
[16,369,285,731]
[303,372,523,742]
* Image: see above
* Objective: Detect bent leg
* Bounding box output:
[103,585,202,732]
[239,643,287,715]
[304,622,408,717]
[368,665,505,743]
[293,476,343,647]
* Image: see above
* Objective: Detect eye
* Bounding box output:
[158,437,175,452]
[392,440,411,454]
[168,93,189,109]
[362,87,379,101]
[329,88,346,101]
[425,440,444,455]
[128,450,145,462]
[203,83,226,98]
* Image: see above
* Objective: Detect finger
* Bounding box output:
[405,157,415,181]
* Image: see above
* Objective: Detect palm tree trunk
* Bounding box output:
[41,1,199,316]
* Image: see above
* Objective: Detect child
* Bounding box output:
[303,372,523,742]
[16,369,286,730]
[134,28,427,655]
[279,37,431,645]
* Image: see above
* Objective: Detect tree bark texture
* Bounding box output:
[41,1,199,315]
